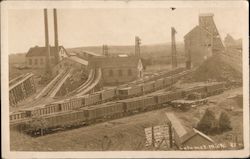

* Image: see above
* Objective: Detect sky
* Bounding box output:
[8,7,246,54]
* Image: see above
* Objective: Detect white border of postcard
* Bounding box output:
[1,0,249,158]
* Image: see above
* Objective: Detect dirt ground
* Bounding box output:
[10,87,243,151]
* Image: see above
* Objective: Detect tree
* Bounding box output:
[196,109,218,134]
[29,116,48,136]
[219,111,232,132]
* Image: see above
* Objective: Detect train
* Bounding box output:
[10,67,188,122]
[11,81,225,136]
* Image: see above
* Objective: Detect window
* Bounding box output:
[118,69,123,76]
[128,69,132,76]
[109,70,113,76]
[40,58,44,65]
[34,59,38,65]
[29,59,32,65]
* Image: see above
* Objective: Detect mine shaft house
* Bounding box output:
[26,46,68,69]
[184,13,224,67]
[89,56,143,85]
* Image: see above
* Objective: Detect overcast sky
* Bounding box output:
[8,7,246,54]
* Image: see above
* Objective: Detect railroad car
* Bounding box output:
[142,81,155,93]
[119,97,145,113]
[83,102,124,122]
[155,78,164,90]
[60,99,73,111]
[26,110,87,135]
[44,102,61,114]
[164,77,173,87]
[182,86,207,98]
[117,85,143,99]
[10,111,28,121]
[84,93,102,106]
[206,82,225,96]
[156,91,183,104]
[24,105,48,117]
[100,88,116,102]
[142,96,158,110]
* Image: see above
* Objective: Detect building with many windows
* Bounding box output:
[89,56,143,85]
[25,45,69,69]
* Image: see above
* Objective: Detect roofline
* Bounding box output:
[181,128,215,145]
[184,25,213,39]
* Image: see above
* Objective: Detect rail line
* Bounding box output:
[49,69,73,98]
[76,68,102,96]
[66,69,95,96]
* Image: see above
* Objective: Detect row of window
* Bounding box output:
[108,69,132,77]
[28,58,55,65]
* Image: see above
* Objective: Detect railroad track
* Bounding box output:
[49,69,73,98]
[66,69,95,96]
[10,67,192,117]
[76,68,102,96]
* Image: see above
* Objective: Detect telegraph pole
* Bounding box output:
[102,45,109,56]
[135,36,141,58]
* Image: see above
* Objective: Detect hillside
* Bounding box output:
[66,42,185,58]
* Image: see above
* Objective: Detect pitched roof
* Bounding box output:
[184,25,212,39]
[180,128,214,145]
[166,112,187,137]
[67,56,88,66]
[26,46,65,57]
[89,56,140,68]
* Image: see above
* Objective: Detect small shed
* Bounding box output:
[166,112,214,148]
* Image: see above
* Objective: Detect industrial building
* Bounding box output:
[89,56,143,85]
[26,46,69,69]
[184,13,224,66]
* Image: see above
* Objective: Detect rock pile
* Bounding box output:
[186,55,242,83]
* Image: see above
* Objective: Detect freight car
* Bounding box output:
[117,85,143,99]
[10,69,189,122]
[21,82,226,136]
[156,91,183,104]
[83,102,124,123]
[10,111,28,122]
[182,86,207,98]
[100,88,116,102]
[206,82,225,96]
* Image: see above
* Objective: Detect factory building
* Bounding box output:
[89,56,143,85]
[25,46,69,69]
[184,13,224,67]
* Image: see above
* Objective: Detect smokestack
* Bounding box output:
[44,9,51,75]
[53,8,59,64]
[171,27,177,68]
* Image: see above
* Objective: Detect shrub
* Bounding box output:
[219,111,232,132]
[196,109,218,134]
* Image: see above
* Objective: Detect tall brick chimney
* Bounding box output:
[44,9,51,75]
[53,8,60,64]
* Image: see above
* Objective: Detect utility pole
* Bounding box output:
[102,45,108,56]
[135,36,141,58]
[171,27,177,68]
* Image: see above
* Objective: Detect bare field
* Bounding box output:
[10,87,243,151]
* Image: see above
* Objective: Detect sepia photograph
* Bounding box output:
[1,0,249,158]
